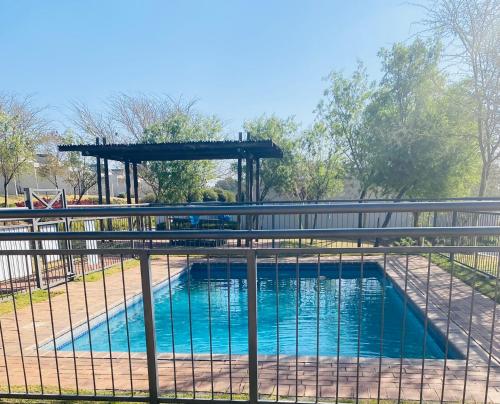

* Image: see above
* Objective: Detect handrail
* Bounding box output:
[0,226,498,241]
[0,201,500,219]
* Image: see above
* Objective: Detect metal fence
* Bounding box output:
[0,202,499,403]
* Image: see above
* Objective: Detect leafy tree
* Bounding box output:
[62,131,98,203]
[72,93,196,143]
[215,177,238,194]
[243,115,298,201]
[38,131,70,188]
[140,111,222,203]
[291,123,344,201]
[419,0,499,196]
[202,189,218,202]
[0,96,46,206]
[316,62,375,199]
[366,40,479,224]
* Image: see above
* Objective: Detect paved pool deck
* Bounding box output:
[0,253,499,402]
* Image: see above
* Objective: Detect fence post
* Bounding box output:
[357,199,365,247]
[413,211,423,246]
[25,189,43,289]
[450,210,458,262]
[139,252,159,403]
[298,214,303,248]
[247,250,258,404]
[61,189,75,279]
[271,214,276,248]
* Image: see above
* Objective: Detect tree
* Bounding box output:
[0,95,46,206]
[38,132,70,188]
[215,177,238,194]
[109,93,194,141]
[316,62,375,199]
[72,94,212,203]
[243,115,298,201]
[72,93,196,143]
[72,101,117,142]
[291,123,344,202]
[419,0,499,195]
[366,40,479,225]
[140,110,222,203]
[63,131,98,203]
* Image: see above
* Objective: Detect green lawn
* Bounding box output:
[431,254,499,302]
[0,290,64,316]
[74,258,140,283]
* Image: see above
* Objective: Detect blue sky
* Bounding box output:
[0,1,423,135]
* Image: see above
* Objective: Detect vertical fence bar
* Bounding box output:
[355,254,364,404]
[80,255,97,395]
[462,252,478,404]
[226,256,233,400]
[25,189,43,289]
[247,250,259,404]
[441,258,455,403]
[120,255,134,396]
[376,254,387,404]
[275,254,280,401]
[295,255,300,403]
[397,255,410,404]
[484,253,500,404]
[140,252,159,404]
[100,255,115,395]
[450,210,458,262]
[419,253,432,403]
[207,256,215,399]
[336,254,342,404]
[166,255,178,398]
[186,255,196,398]
[0,319,11,394]
[24,255,43,394]
[315,254,321,402]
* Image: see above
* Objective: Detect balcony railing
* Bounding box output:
[0,201,499,403]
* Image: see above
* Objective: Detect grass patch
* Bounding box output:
[0,386,247,403]
[431,254,499,302]
[74,258,140,283]
[0,290,64,316]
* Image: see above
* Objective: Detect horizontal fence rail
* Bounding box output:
[0,226,499,241]
[1,200,500,218]
[0,201,499,403]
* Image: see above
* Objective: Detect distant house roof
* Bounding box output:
[58,140,283,163]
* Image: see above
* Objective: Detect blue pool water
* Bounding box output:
[60,262,460,359]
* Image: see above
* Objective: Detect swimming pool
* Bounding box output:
[59,261,461,359]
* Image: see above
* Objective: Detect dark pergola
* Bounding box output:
[58,136,283,206]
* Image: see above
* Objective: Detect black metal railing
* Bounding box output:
[0,201,499,403]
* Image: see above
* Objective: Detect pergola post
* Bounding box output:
[132,162,139,204]
[102,137,111,205]
[132,162,141,231]
[255,158,260,203]
[237,132,243,203]
[237,132,243,246]
[95,137,103,205]
[124,161,132,231]
[246,132,253,203]
[255,157,260,230]
[124,161,132,204]
[245,157,252,246]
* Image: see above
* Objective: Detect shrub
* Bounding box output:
[187,189,203,203]
[202,189,218,202]
[223,190,236,203]
[140,193,157,203]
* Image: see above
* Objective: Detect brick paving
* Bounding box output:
[0,253,499,402]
